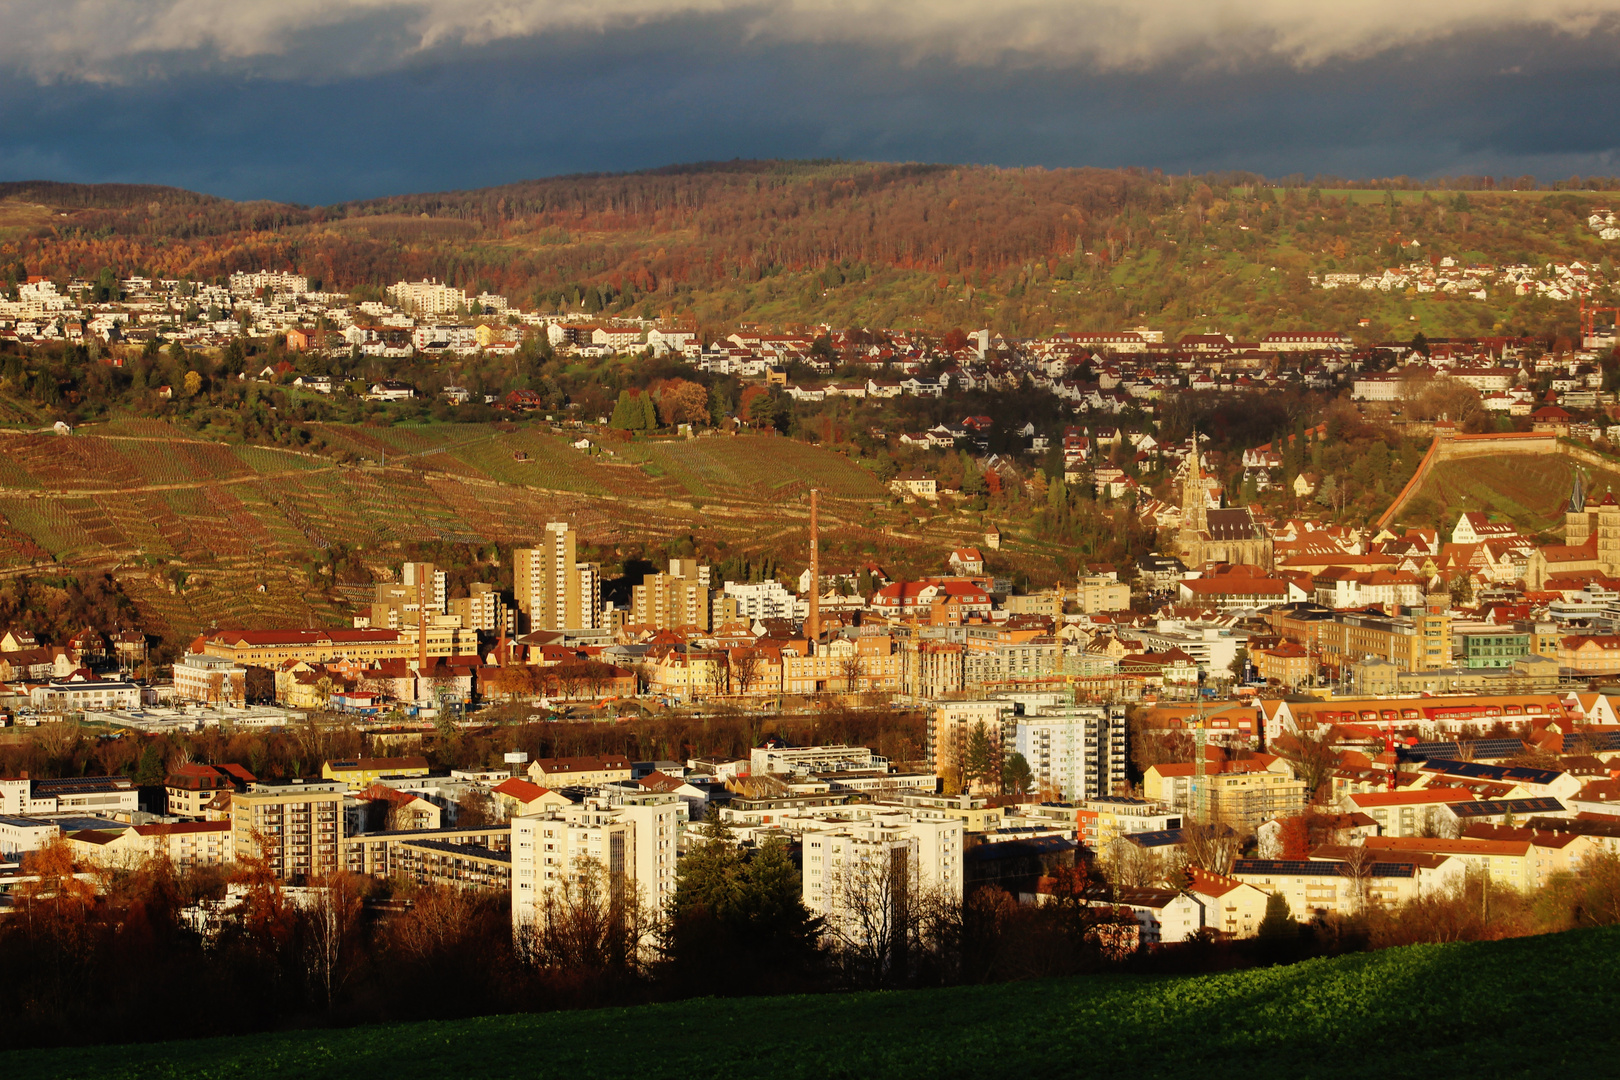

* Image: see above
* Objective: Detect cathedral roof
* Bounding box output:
[1205,508,1260,541]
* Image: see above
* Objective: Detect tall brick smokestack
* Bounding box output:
[809,487,820,652]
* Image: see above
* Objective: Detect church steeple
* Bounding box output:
[1182,433,1208,535]
[1568,467,1586,514]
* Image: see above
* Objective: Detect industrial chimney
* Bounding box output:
[808,488,820,653]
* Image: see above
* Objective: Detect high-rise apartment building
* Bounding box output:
[631,558,712,630]
[510,793,682,929]
[514,523,601,633]
[368,562,447,629]
[450,581,514,634]
[231,781,345,883]
[801,815,963,947]
[1006,703,1129,802]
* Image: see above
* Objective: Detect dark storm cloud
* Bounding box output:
[1,7,1619,201]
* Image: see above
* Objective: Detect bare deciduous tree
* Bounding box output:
[1104,836,1168,889]
[1291,726,1340,802]
[823,841,923,988]
[839,654,866,694]
[1339,844,1377,914]
[1181,822,1240,875]
[517,857,650,974]
[731,649,764,696]
[706,652,731,698]
[299,871,364,1010]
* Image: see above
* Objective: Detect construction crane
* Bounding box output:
[1579,295,1620,345]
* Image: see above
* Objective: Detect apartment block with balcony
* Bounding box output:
[231,782,345,882]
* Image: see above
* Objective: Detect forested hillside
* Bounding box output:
[4,163,1620,339]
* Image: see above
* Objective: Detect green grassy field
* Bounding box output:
[5,926,1614,1080]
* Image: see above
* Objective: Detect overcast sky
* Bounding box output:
[4,1,1620,203]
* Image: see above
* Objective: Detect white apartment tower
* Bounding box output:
[511,794,682,930]
[801,816,963,948]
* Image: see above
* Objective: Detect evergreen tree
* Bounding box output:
[609,390,645,430]
[1258,892,1297,939]
[964,721,996,791]
[664,814,820,993]
[1001,752,1034,796]
[960,451,987,495]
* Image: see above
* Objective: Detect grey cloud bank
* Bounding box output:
[1,6,1619,202]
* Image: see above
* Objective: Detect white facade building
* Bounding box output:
[31,677,142,713]
[1007,704,1129,802]
[172,653,247,705]
[387,279,468,316]
[801,814,963,947]
[720,580,802,621]
[511,793,682,930]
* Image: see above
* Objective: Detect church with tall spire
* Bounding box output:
[1174,435,1272,570]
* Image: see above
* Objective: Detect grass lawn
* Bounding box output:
[6,925,1616,1080]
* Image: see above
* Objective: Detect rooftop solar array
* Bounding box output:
[31,776,135,794]
[1447,797,1565,817]
[1421,760,1562,784]
[1405,739,1527,762]
[1559,731,1620,753]
[1232,858,1416,879]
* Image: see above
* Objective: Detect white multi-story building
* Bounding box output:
[229,270,309,296]
[387,278,468,316]
[1000,696,1128,802]
[30,676,142,713]
[801,815,963,947]
[749,744,891,777]
[1133,622,1248,678]
[511,793,682,930]
[172,653,247,705]
[720,580,801,622]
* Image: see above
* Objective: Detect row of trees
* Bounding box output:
[17,817,1620,1051]
[0,709,929,791]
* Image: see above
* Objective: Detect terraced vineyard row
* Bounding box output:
[0,432,314,490]
[94,418,197,439]
[0,498,100,559]
[617,436,885,503]
[231,444,327,474]
[0,424,964,646]
[446,430,634,494]
[1424,454,1620,532]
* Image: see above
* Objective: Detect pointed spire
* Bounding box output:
[1569,467,1586,514]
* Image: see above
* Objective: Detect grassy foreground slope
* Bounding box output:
[9,926,1616,1080]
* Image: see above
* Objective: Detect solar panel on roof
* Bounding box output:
[1408,739,1528,762]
